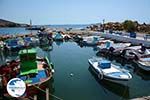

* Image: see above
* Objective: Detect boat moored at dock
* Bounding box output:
[0,48,54,98]
[120,46,150,71]
[79,36,103,46]
[88,57,132,84]
[53,31,64,41]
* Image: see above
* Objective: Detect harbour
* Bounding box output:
[0,26,150,99]
[0,0,150,99]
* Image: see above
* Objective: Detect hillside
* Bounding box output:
[0,19,27,27]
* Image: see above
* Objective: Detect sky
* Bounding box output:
[0,0,150,25]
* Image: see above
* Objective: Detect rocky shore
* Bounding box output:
[87,20,150,34]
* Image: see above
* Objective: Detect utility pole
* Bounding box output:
[103,19,105,32]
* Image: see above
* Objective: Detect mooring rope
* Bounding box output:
[33,85,63,100]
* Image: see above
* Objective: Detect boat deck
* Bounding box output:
[18,61,49,84]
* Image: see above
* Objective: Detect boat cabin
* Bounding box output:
[19,49,38,76]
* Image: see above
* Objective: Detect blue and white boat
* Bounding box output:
[53,32,64,41]
[88,57,132,83]
[24,37,39,46]
[5,38,24,51]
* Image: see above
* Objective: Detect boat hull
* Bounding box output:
[134,61,150,71]
[88,60,130,85]
[26,76,52,96]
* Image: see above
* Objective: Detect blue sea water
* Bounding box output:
[0,24,88,35]
[0,26,150,100]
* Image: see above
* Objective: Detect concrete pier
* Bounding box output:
[99,33,150,47]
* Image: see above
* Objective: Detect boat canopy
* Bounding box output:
[19,48,38,76]
[98,60,111,69]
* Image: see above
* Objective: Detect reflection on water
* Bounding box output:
[88,67,130,99]
[0,41,150,100]
[38,78,55,100]
[39,45,53,52]
[0,51,18,65]
[97,52,150,81]
[55,41,64,46]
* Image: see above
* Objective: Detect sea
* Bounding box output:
[0,25,150,100]
[0,24,88,35]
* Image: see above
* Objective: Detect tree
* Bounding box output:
[123,20,136,32]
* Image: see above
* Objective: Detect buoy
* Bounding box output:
[70,73,74,77]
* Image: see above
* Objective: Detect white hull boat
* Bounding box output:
[134,57,150,71]
[88,57,132,84]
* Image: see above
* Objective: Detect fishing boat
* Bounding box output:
[0,48,54,98]
[25,20,45,31]
[80,36,104,46]
[120,46,150,59]
[136,56,150,71]
[97,41,131,56]
[120,46,150,71]
[73,35,83,43]
[38,31,53,46]
[24,36,39,47]
[4,38,24,52]
[63,34,71,41]
[26,27,44,30]
[53,32,64,41]
[88,57,132,84]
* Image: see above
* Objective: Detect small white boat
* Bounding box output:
[97,42,131,56]
[135,56,150,71]
[120,46,150,71]
[88,57,132,83]
[80,36,104,46]
[98,42,131,50]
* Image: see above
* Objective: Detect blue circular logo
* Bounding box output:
[7,78,26,97]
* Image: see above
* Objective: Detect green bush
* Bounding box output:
[123,20,136,32]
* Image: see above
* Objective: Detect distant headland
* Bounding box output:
[0,19,28,27]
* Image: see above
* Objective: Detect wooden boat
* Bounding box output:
[0,48,54,98]
[88,57,132,84]
[4,38,24,52]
